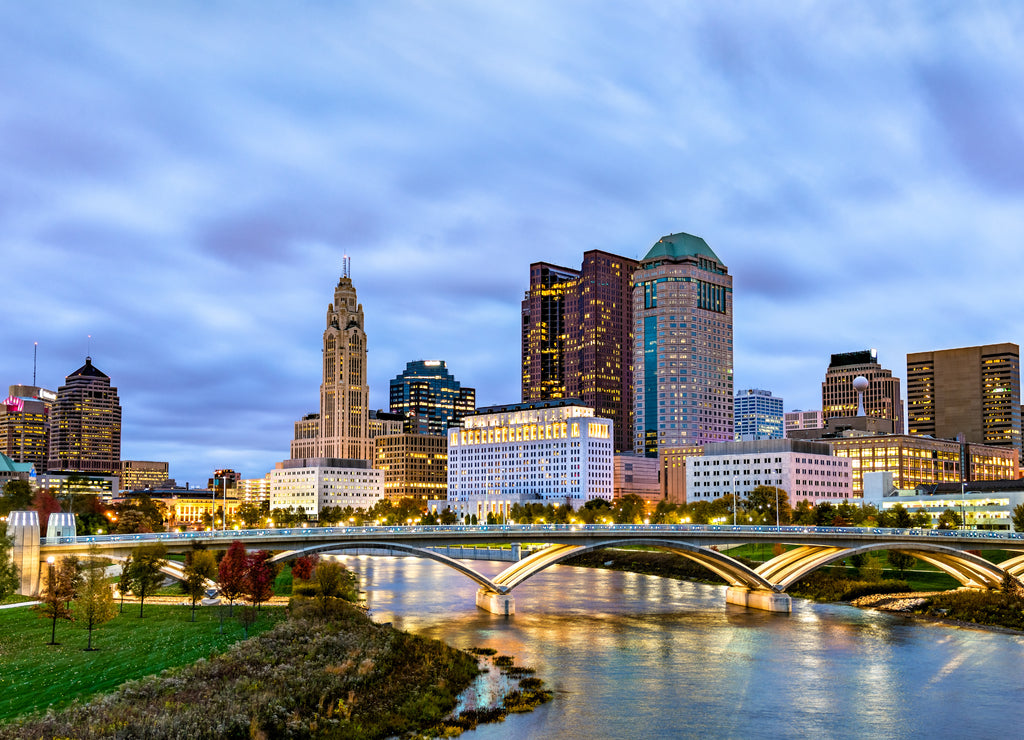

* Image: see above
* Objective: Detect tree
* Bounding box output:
[182,550,217,622]
[1,479,34,516]
[890,504,913,528]
[291,554,320,582]
[313,560,357,618]
[35,557,77,645]
[887,550,916,579]
[612,494,646,524]
[1012,502,1024,534]
[117,555,134,612]
[0,522,19,600]
[745,486,792,525]
[115,509,155,534]
[218,541,248,615]
[32,489,62,532]
[245,550,276,612]
[937,508,962,530]
[77,546,116,650]
[236,502,263,528]
[128,541,168,617]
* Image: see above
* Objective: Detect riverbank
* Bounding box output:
[0,595,552,739]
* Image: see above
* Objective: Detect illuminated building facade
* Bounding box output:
[446,400,613,521]
[0,385,54,472]
[374,433,448,501]
[784,409,823,437]
[734,389,784,441]
[686,439,852,506]
[521,250,637,453]
[290,258,372,461]
[822,350,903,432]
[270,457,384,518]
[117,460,170,491]
[826,434,1018,498]
[390,360,475,435]
[907,343,1021,454]
[238,474,272,504]
[863,474,1024,532]
[48,358,121,474]
[613,453,661,503]
[633,232,733,456]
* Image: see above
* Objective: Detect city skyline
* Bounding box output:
[3,3,1023,485]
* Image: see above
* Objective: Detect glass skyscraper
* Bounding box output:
[389,360,475,435]
[632,233,733,456]
[733,389,784,441]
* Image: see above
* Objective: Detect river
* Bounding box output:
[336,554,1024,739]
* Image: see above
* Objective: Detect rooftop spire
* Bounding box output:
[342,254,351,279]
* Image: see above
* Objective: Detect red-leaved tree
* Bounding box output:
[291,554,320,582]
[218,541,248,615]
[33,489,62,532]
[245,550,276,611]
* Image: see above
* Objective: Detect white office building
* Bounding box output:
[686,439,852,506]
[445,400,613,522]
[270,457,384,518]
[785,409,824,437]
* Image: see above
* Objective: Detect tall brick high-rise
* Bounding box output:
[632,233,733,456]
[521,250,637,452]
[907,343,1021,453]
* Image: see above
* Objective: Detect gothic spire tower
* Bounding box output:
[291,256,372,461]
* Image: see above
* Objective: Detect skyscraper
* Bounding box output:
[1,385,55,472]
[733,389,784,441]
[633,232,733,456]
[389,360,475,435]
[907,343,1021,453]
[290,258,372,461]
[521,250,637,452]
[822,350,903,432]
[48,357,121,474]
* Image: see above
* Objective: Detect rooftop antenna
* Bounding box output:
[87,334,92,359]
[343,255,351,279]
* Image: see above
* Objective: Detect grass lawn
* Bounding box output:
[0,602,285,722]
[0,595,36,606]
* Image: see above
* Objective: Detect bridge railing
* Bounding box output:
[41,522,1024,546]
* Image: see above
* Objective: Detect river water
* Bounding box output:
[337,554,1024,739]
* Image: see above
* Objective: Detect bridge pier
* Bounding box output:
[725,587,791,613]
[8,511,41,596]
[476,588,515,616]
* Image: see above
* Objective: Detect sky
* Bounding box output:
[2,2,1023,486]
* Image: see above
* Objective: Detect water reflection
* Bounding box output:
[334,554,1024,739]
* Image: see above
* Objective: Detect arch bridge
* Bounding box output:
[10,513,1024,615]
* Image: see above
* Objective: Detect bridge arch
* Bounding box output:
[267,541,502,593]
[758,543,1010,591]
[490,539,777,593]
[88,553,197,587]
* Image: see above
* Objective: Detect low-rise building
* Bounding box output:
[373,433,447,501]
[118,460,170,492]
[863,472,1024,531]
[238,474,272,504]
[445,400,614,522]
[784,409,823,437]
[686,439,852,506]
[613,453,660,503]
[270,458,384,518]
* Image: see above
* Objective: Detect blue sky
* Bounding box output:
[2,2,1023,486]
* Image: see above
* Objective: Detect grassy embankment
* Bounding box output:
[0,603,286,721]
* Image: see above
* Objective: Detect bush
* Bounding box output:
[919,590,1024,630]
[789,572,910,602]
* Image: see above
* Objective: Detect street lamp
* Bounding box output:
[775,487,780,527]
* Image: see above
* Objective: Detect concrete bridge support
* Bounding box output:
[8,510,40,596]
[725,587,792,613]
[476,588,515,616]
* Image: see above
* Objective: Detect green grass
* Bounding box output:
[0,595,36,606]
[0,603,285,722]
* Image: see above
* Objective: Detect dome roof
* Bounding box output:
[641,232,722,264]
